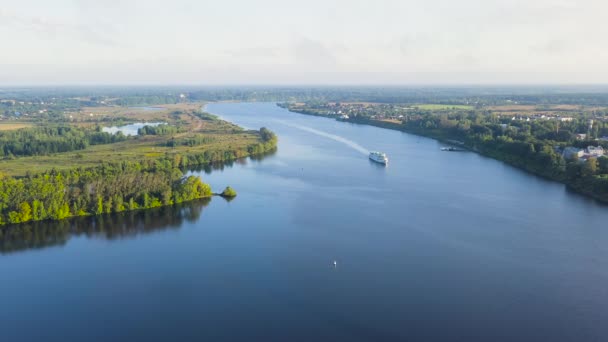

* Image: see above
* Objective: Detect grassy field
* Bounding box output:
[72,103,204,127]
[415,104,473,110]
[0,123,33,131]
[0,103,264,176]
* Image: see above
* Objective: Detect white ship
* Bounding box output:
[369,151,388,164]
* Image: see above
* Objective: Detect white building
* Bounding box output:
[587,146,604,157]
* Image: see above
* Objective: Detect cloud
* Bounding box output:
[530,40,569,54]
[290,36,337,67]
[0,9,120,47]
[223,46,279,59]
[398,33,438,56]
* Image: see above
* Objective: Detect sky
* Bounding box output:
[0,0,607,85]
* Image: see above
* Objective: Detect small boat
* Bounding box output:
[441,146,463,152]
[369,151,388,164]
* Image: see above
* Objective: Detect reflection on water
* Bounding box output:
[0,198,210,255]
[102,122,165,136]
[185,148,278,174]
[0,150,278,255]
[0,150,276,254]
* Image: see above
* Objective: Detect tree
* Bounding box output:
[221,186,237,198]
[96,195,104,215]
[582,157,598,178]
[19,202,32,222]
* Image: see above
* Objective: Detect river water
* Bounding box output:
[1,102,608,341]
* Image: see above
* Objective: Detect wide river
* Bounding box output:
[2,102,608,341]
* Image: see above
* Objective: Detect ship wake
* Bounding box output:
[275,120,368,155]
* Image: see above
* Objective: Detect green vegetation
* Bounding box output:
[414,104,473,110]
[0,104,277,177]
[220,186,237,198]
[0,102,277,226]
[0,161,210,225]
[138,124,182,136]
[0,125,126,157]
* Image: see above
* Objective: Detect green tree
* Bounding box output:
[221,186,237,197]
[96,195,104,215]
[582,157,598,177]
[19,202,32,222]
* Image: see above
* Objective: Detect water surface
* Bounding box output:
[2,102,608,341]
[102,122,165,136]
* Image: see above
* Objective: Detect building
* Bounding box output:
[586,146,604,157]
[562,147,585,159]
[576,133,587,140]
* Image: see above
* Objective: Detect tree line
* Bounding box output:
[0,159,212,226]
[364,110,608,202]
[0,198,209,254]
[138,124,182,136]
[0,126,126,157]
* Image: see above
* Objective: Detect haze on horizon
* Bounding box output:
[1,0,607,86]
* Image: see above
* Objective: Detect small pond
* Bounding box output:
[102,122,165,136]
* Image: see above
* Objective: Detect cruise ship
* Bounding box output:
[369,151,388,164]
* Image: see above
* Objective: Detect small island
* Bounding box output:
[220,186,237,198]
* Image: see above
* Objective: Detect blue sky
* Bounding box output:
[0,0,606,85]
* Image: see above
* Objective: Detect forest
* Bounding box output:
[0,126,127,157]
[0,159,211,225]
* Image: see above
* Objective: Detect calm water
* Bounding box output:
[102,122,165,136]
[2,102,608,341]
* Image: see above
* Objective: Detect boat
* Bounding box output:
[369,151,388,164]
[441,146,464,152]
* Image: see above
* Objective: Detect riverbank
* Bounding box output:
[282,106,608,204]
[0,104,277,227]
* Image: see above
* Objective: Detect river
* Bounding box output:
[1,102,608,341]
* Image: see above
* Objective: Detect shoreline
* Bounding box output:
[280,105,608,205]
[0,103,277,228]
[0,148,272,229]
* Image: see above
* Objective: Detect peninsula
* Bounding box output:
[0,98,276,226]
